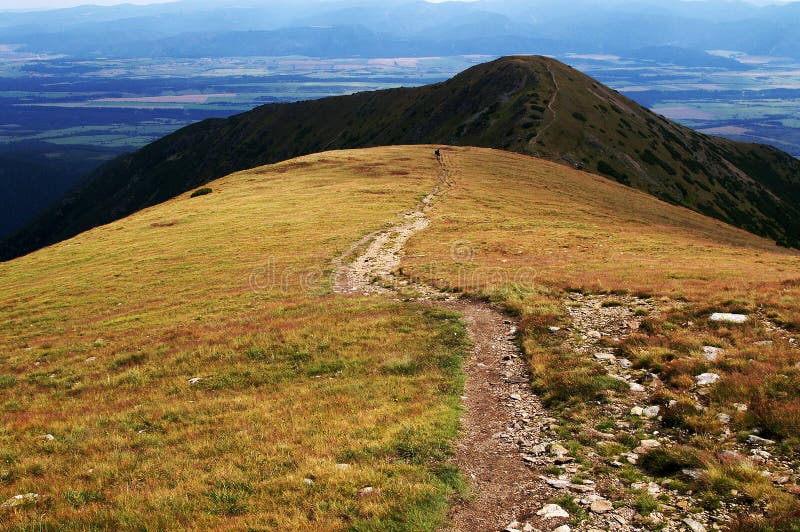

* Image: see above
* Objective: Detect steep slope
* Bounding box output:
[3,56,799,260]
[1,146,798,529]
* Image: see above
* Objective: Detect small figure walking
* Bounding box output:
[435,148,441,159]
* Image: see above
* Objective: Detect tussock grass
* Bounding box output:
[0,147,468,530]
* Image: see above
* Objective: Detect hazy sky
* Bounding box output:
[0,0,795,9]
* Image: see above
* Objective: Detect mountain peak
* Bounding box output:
[3,56,799,260]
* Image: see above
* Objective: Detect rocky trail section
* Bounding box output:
[529,293,800,532]
[332,153,799,531]
[332,152,565,531]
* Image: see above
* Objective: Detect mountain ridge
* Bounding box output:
[2,55,799,260]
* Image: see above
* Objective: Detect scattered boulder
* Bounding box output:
[716,413,732,424]
[335,463,351,471]
[702,346,722,361]
[550,443,569,458]
[188,377,202,385]
[545,478,571,489]
[594,352,616,362]
[629,382,646,392]
[358,486,375,497]
[509,393,522,401]
[537,503,569,519]
[2,493,39,508]
[710,313,748,324]
[747,435,776,446]
[695,373,720,386]
[553,526,571,532]
[643,406,660,419]
[683,518,707,532]
[590,498,613,514]
[631,406,644,416]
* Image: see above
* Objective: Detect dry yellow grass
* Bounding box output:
[3,144,799,528]
[0,147,468,530]
[401,146,800,524]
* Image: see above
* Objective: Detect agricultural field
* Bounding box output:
[1,53,799,154]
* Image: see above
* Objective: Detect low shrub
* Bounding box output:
[190,187,213,198]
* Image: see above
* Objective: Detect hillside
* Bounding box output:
[1,146,799,529]
[3,55,799,261]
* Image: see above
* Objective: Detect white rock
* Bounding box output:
[702,346,722,361]
[358,486,375,497]
[695,373,720,386]
[683,518,707,532]
[643,406,660,418]
[553,526,571,532]
[550,443,569,458]
[639,439,661,449]
[85,357,97,363]
[590,499,614,513]
[523,525,535,532]
[42,434,55,441]
[335,463,351,470]
[537,503,569,519]
[630,406,644,416]
[2,493,39,508]
[733,402,748,412]
[546,478,571,489]
[529,443,548,455]
[188,377,203,384]
[629,382,646,392]
[303,478,314,486]
[509,393,522,401]
[717,413,732,424]
[710,313,748,324]
[504,521,521,532]
[747,435,776,445]
[549,327,561,332]
[618,358,632,368]
[594,352,616,361]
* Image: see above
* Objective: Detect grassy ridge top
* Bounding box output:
[4,55,799,261]
[404,146,799,300]
[1,145,798,528]
[0,146,469,530]
[402,146,800,526]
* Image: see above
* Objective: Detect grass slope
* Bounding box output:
[0,147,468,530]
[402,146,800,526]
[4,56,799,261]
[2,145,799,528]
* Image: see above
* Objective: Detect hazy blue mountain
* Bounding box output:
[2,0,798,61]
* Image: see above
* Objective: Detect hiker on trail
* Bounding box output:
[435,148,441,159]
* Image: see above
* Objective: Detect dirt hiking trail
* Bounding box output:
[332,150,556,531]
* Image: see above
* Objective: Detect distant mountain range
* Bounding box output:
[1,0,799,61]
[3,56,798,260]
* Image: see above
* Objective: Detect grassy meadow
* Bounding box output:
[0,147,469,530]
[402,146,800,526]
[2,143,800,528]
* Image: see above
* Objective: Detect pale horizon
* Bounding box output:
[0,0,797,11]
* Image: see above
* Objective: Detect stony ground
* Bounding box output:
[331,150,799,531]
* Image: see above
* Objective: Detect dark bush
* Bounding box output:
[190,187,213,198]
